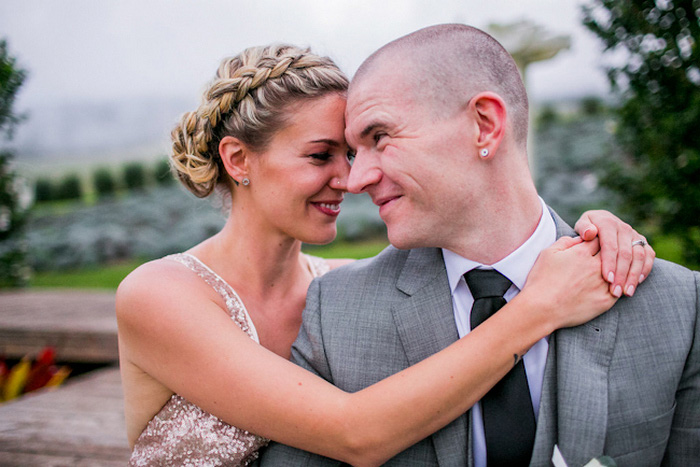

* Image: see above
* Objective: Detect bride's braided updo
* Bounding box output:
[171,44,349,198]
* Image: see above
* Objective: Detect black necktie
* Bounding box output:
[465,268,536,467]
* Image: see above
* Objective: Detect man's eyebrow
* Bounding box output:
[360,121,385,139]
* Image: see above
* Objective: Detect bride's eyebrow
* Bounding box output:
[309,138,341,147]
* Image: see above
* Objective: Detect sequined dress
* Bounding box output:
[128,252,330,466]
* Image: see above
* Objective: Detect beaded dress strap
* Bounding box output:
[304,253,330,278]
[166,253,259,342]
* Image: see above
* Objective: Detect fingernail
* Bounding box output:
[626,285,635,296]
[607,272,615,283]
[583,228,593,239]
[613,285,622,298]
[639,274,645,283]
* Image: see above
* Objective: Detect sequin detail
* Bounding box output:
[128,253,329,466]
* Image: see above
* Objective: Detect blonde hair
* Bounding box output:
[171,44,348,198]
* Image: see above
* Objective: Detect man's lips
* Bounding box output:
[373,195,402,207]
[373,195,402,218]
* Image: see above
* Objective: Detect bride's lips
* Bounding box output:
[311,200,342,217]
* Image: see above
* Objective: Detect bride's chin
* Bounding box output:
[299,227,337,246]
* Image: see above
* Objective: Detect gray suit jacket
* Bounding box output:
[259,212,700,466]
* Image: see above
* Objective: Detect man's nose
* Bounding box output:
[347,150,382,194]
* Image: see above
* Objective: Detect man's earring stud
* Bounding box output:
[480,148,489,157]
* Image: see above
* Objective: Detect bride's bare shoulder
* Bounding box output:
[119,257,185,296]
[116,257,208,321]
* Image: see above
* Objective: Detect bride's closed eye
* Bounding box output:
[309,152,333,163]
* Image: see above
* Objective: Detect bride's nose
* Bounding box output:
[330,157,350,190]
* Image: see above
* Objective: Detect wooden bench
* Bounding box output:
[0,290,119,362]
[0,290,130,465]
[0,366,130,465]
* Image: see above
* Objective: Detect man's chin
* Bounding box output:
[387,228,421,251]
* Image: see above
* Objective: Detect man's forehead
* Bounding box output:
[345,80,377,120]
[348,67,410,112]
[345,85,386,134]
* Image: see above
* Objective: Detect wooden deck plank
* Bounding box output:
[0,290,118,362]
[0,366,130,465]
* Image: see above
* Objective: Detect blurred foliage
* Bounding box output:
[34,177,54,202]
[24,185,384,272]
[535,105,622,226]
[123,161,147,191]
[154,158,175,185]
[580,96,605,116]
[536,104,560,129]
[0,40,26,139]
[55,173,83,201]
[583,0,700,267]
[34,160,176,205]
[93,167,117,198]
[0,40,29,287]
[30,238,391,289]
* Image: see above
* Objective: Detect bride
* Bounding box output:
[117,44,653,466]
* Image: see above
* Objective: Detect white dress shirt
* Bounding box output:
[441,197,556,467]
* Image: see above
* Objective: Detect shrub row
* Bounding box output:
[33,159,174,203]
[25,186,385,272]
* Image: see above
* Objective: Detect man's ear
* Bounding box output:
[469,92,506,159]
[219,136,249,184]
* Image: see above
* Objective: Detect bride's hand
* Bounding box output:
[574,210,655,297]
[520,236,619,332]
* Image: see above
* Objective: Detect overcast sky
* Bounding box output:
[1,0,612,108]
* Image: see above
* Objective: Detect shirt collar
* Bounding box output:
[442,197,557,293]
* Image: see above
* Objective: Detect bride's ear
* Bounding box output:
[219,136,250,185]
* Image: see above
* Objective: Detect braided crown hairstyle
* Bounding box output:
[171,44,349,198]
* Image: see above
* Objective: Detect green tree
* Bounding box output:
[55,173,83,201]
[153,158,174,185]
[93,167,117,198]
[123,161,147,191]
[582,1,700,266]
[34,177,54,202]
[0,39,29,287]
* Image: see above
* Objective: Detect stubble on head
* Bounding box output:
[351,23,529,144]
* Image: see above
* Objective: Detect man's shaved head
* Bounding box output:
[351,24,529,144]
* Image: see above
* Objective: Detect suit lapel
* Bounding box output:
[553,310,618,464]
[530,333,558,465]
[532,208,618,465]
[392,247,469,466]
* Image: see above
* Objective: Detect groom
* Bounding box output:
[260,24,699,466]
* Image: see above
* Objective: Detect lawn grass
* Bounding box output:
[30,260,143,290]
[30,234,694,291]
[28,239,390,290]
[303,238,389,259]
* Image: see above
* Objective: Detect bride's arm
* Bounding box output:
[117,237,615,467]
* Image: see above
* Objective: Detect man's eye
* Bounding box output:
[310,152,332,161]
[346,150,356,165]
[373,133,386,144]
